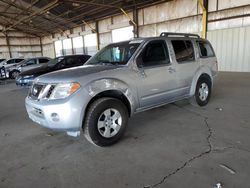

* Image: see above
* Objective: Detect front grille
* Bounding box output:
[46,85,55,98]
[29,83,45,99]
[29,83,56,100]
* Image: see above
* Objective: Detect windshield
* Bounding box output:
[87,41,141,65]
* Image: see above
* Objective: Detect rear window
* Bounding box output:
[172,40,195,63]
[197,41,215,58]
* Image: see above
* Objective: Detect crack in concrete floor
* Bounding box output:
[143,105,213,188]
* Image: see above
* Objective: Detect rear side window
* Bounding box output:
[197,41,215,58]
[140,40,170,67]
[15,59,24,63]
[26,59,36,65]
[172,40,195,63]
[39,58,50,64]
[7,59,15,64]
[80,56,91,64]
[65,56,84,66]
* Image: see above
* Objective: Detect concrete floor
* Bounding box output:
[0,72,250,188]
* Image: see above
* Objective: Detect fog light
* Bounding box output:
[51,113,59,122]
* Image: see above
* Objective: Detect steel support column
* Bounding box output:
[5,33,12,58]
[198,0,208,39]
[39,37,43,56]
[95,21,100,51]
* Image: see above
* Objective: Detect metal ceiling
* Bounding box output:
[0,0,167,37]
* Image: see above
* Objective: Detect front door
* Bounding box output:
[136,40,178,108]
[22,59,38,72]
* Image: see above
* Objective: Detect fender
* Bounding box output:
[189,65,213,96]
[84,78,139,116]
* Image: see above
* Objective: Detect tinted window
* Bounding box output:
[65,57,81,66]
[7,59,15,64]
[140,40,169,67]
[39,58,49,64]
[15,59,24,63]
[56,56,83,69]
[172,40,195,63]
[197,41,215,58]
[26,59,36,65]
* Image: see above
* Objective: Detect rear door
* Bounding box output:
[136,39,178,108]
[170,39,199,96]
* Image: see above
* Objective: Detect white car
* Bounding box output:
[6,57,51,79]
[0,58,24,69]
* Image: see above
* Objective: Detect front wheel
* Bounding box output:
[10,70,20,79]
[194,78,212,106]
[83,97,128,147]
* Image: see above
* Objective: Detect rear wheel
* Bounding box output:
[83,97,128,147]
[10,70,20,79]
[194,78,211,106]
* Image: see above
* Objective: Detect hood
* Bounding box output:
[35,65,125,83]
[20,65,53,77]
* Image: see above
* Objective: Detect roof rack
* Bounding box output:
[160,32,200,38]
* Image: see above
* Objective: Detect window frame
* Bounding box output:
[196,40,215,59]
[171,39,196,64]
[137,39,171,69]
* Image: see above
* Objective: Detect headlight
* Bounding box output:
[23,75,34,79]
[49,82,81,99]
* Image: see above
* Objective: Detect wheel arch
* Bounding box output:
[82,78,138,126]
[190,68,213,96]
[85,90,132,118]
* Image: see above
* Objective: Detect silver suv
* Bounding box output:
[25,33,218,146]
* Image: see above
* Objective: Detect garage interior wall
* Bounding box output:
[0,29,42,59]
[0,0,250,72]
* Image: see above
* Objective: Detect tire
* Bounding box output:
[83,97,128,147]
[194,78,212,106]
[10,70,20,79]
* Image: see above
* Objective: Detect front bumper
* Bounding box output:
[25,89,90,133]
[16,76,34,86]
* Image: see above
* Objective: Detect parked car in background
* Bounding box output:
[16,54,91,86]
[0,58,24,69]
[25,32,218,146]
[0,59,6,63]
[6,57,51,79]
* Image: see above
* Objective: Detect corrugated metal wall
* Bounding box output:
[207,26,250,72]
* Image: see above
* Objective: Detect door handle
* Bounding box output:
[168,67,175,73]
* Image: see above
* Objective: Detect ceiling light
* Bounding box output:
[72,2,80,7]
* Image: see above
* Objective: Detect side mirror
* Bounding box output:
[3,62,7,65]
[136,56,144,68]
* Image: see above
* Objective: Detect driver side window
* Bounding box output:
[138,40,170,68]
[25,59,36,66]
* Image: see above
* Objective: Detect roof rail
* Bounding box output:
[160,32,200,38]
